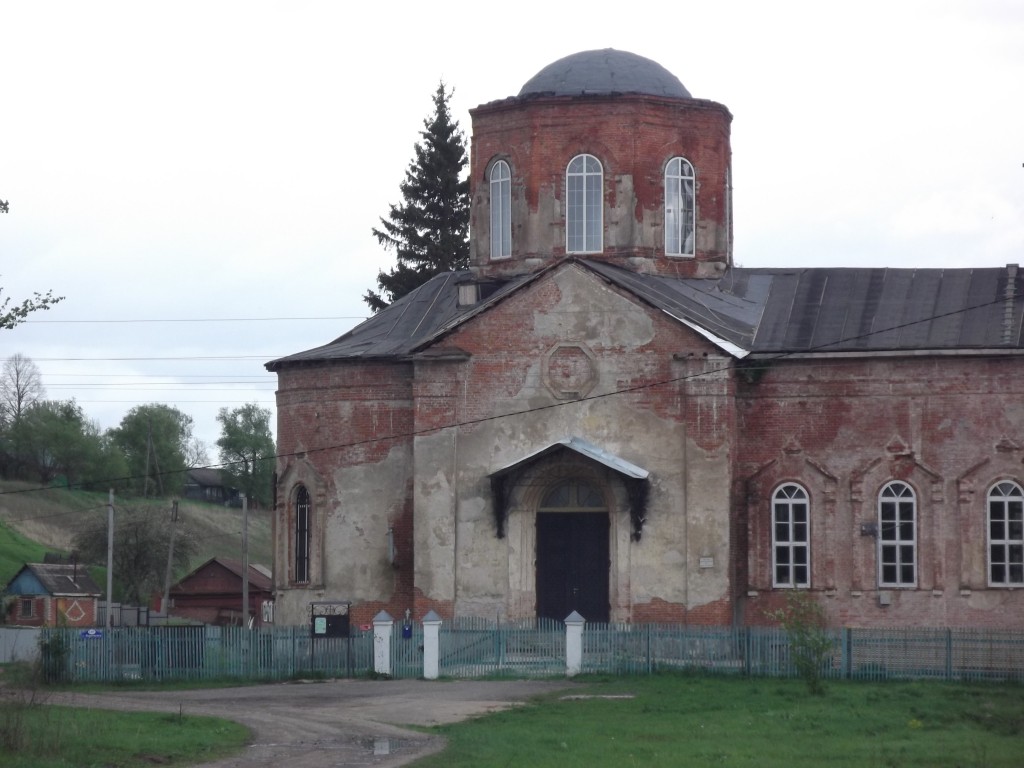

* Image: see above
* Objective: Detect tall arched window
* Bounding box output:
[988,481,1023,586]
[566,154,602,253]
[490,160,511,259]
[879,481,916,587]
[665,157,695,256]
[294,485,311,584]
[772,483,809,587]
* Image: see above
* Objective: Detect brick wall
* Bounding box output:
[738,355,1024,629]
[469,93,732,278]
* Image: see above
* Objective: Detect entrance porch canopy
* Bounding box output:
[488,437,651,540]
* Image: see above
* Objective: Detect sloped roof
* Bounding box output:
[267,262,1024,369]
[186,468,229,487]
[7,563,102,597]
[490,437,650,480]
[266,271,534,368]
[172,557,272,593]
[738,267,1023,354]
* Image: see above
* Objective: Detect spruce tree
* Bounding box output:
[365,82,470,312]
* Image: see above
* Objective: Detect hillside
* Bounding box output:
[0,480,273,588]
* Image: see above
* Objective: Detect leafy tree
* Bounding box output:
[0,353,45,428]
[365,81,470,312]
[216,403,275,508]
[10,399,126,488]
[109,404,196,497]
[74,504,196,605]
[0,281,64,331]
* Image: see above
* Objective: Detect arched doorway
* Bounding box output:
[535,480,610,622]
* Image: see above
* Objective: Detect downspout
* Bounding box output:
[451,420,459,617]
[1002,263,1018,345]
[682,365,690,629]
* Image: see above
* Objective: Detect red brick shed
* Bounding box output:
[167,557,273,627]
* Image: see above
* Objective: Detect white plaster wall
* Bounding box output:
[416,265,734,621]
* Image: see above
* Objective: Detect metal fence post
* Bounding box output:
[373,611,394,676]
[842,627,851,679]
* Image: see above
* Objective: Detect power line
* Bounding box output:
[1,291,1018,497]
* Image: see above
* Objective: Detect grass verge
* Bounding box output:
[0,695,249,767]
[413,674,1024,767]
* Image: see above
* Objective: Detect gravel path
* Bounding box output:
[37,678,575,767]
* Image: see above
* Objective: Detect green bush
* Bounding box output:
[767,591,834,695]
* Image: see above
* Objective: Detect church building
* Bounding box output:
[266,50,1024,630]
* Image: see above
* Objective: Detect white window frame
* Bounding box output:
[772,483,810,588]
[489,160,511,259]
[878,481,917,588]
[566,154,602,253]
[294,485,311,585]
[665,157,695,257]
[988,481,1024,587]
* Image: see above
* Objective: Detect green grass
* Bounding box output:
[0,479,273,589]
[0,520,49,586]
[0,699,250,767]
[414,674,1024,767]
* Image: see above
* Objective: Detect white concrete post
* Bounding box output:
[372,611,393,676]
[422,610,443,680]
[565,610,585,677]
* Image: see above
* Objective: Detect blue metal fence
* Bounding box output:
[40,623,1024,684]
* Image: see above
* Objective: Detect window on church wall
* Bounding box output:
[294,485,311,584]
[665,157,695,257]
[566,154,602,253]
[878,481,916,587]
[489,160,511,259]
[540,480,606,510]
[772,483,810,588]
[988,481,1024,586]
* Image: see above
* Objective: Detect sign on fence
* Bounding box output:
[310,601,350,638]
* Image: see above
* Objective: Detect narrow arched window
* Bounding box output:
[665,157,695,256]
[772,483,809,587]
[294,485,311,584]
[566,154,602,253]
[988,481,1024,586]
[879,481,916,587]
[490,160,511,259]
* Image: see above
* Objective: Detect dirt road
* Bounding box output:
[43,678,575,767]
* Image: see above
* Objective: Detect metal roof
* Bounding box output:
[518,49,692,99]
[740,267,1023,354]
[267,262,1024,370]
[490,437,650,480]
[7,563,102,597]
[267,272,533,369]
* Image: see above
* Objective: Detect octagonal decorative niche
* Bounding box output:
[542,342,598,399]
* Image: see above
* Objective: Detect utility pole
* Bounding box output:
[242,494,249,629]
[162,499,179,620]
[143,422,151,498]
[106,489,114,631]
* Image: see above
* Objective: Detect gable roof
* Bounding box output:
[491,436,650,481]
[6,563,102,597]
[267,261,1024,368]
[186,468,230,488]
[171,557,272,593]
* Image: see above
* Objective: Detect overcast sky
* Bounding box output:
[2,0,1022,457]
